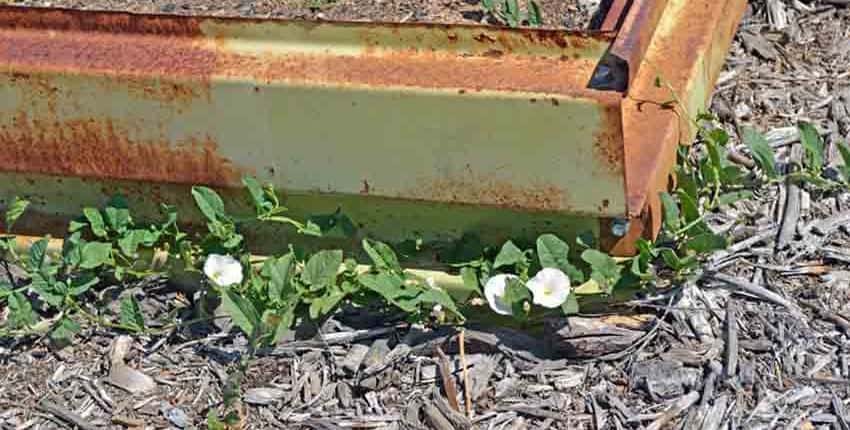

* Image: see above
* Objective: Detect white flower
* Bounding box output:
[203,254,244,286]
[484,274,521,316]
[527,268,571,309]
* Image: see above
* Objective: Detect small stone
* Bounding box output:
[632,360,702,399]
[160,404,189,429]
[244,387,286,405]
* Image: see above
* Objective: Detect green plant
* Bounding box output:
[1,111,848,344]
[481,0,542,27]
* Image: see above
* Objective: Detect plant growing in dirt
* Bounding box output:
[480,0,542,27]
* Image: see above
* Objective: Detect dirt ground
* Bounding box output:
[3,0,850,429]
[6,0,601,29]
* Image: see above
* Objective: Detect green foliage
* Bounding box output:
[3,105,847,346]
[536,234,584,283]
[4,197,29,232]
[798,122,824,173]
[742,126,777,178]
[493,241,528,271]
[581,249,621,293]
[119,295,145,333]
[502,276,531,318]
[480,0,542,27]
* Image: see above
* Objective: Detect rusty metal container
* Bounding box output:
[0,0,746,259]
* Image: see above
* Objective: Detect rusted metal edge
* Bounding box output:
[599,0,632,32]
[0,6,617,56]
[589,0,668,92]
[611,0,748,255]
[0,6,619,99]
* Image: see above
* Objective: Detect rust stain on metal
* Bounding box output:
[0,6,205,37]
[0,7,613,98]
[0,112,241,186]
[605,0,669,88]
[0,28,216,80]
[592,103,625,174]
[407,176,567,212]
[214,51,600,96]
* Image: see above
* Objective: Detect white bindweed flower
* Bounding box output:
[203,254,244,287]
[484,274,521,316]
[526,268,571,309]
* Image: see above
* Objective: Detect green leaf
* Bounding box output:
[268,308,295,344]
[504,0,520,26]
[659,192,680,231]
[50,317,81,344]
[493,241,526,269]
[359,272,417,312]
[659,248,698,272]
[561,292,579,315]
[676,190,700,224]
[67,274,99,296]
[308,289,345,320]
[119,295,145,332]
[537,234,569,269]
[837,141,850,182]
[191,186,227,223]
[502,277,531,317]
[8,292,37,329]
[527,0,542,26]
[705,128,730,147]
[80,242,112,269]
[536,234,585,283]
[220,288,262,339]
[104,206,131,234]
[117,229,148,257]
[62,233,83,268]
[455,267,481,303]
[719,165,743,186]
[481,0,495,12]
[242,176,269,214]
[362,239,401,272]
[263,254,294,303]
[29,273,63,307]
[303,250,343,287]
[28,238,49,271]
[581,249,621,292]
[83,208,108,238]
[418,287,461,319]
[717,190,753,206]
[742,126,777,178]
[798,122,824,172]
[207,410,227,430]
[686,232,727,254]
[705,140,723,172]
[4,196,29,232]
